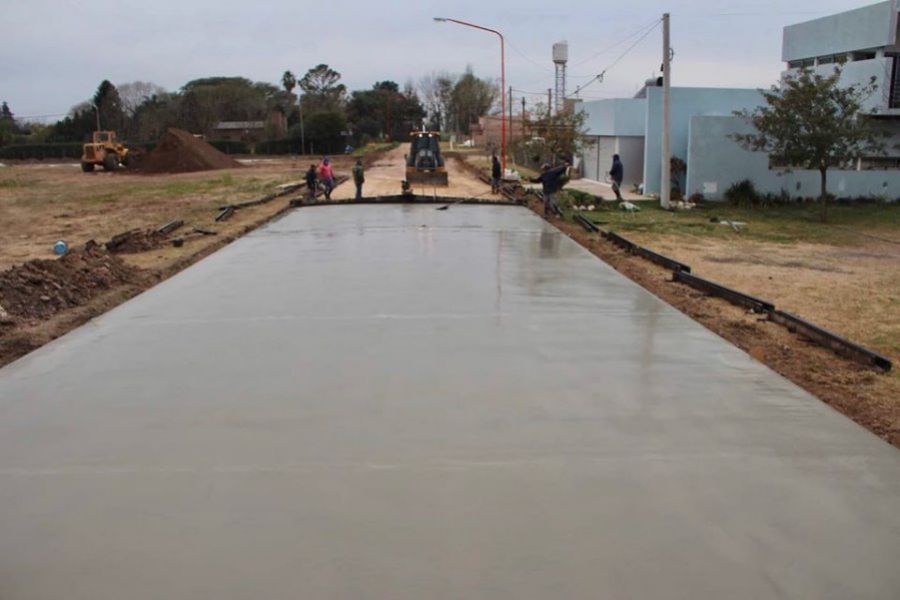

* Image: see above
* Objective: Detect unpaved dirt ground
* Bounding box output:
[628,234,900,363]
[331,145,497,200]
[0,154,360,365]
[0,155,356,271]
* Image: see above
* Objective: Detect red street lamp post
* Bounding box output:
[433,17,506,175]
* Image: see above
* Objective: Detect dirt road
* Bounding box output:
[331,145,496,200]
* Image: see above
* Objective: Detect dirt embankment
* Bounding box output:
[0,241,141,321]
[139,128,242,174]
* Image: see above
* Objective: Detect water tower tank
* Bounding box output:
[552,41,568,64]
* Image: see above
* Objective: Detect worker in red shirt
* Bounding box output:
[318,157,335,200]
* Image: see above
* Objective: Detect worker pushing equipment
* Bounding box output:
[531,161,570,216]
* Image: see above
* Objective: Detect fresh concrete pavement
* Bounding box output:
[1,204,898,599]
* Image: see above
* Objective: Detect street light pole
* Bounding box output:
[434,17,506,175]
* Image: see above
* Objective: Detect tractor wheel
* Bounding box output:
[122,153,132,168]
[103,153,117,171]
[81,162,95,173]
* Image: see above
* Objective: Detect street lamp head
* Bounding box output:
[433,17,447,22]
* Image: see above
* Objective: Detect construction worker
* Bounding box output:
[491,152,502,194]
[319,157,335,200]
[609,154,624,201]
[531,161,570,217]
[352,159,365,201]
[305,164,318,201]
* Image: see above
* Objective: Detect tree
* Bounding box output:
[131,92,180,141]
[733,65,885,221]
[48,101,96,142]
[0,101,16,146]
[117,81,166,117]
[299,64,346,114]
[282,70,296,96]
[347,81,425,143]
[519,102,587,165]
[93,80,125,132]
[418,72,456,131]
[178,77,269,136]
[448,67,497,135]
[290,111,347,154]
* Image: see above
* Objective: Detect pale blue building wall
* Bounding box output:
[782,1,896,61]
[581,98,646,136]
[686,115,900,201]
[783,1,900,114]
[642,87,764,195]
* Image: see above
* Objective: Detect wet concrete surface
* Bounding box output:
[1,204,899,599]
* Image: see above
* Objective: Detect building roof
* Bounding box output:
[214,121,265,130]
[782,1,898,61]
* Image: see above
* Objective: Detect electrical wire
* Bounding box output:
[572,20,661,97]
[506,40,554,73]
[571,17,662,68]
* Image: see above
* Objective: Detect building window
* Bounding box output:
[788,58,815,69]
[851,51,877,61]
[861,156,900,170]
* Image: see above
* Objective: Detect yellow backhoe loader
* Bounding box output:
[81,131,133,172]
[405,131,448,186]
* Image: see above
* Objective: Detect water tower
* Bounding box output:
[552,41,568,113]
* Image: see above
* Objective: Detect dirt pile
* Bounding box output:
[105,229,168,254]
[140,128,242,174]
[0,241,140,320]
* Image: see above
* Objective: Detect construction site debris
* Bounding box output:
[156,219,185,236]
[0,241,139,320]
[105,229,168,254]
[139,128,242,175]
[215,206,235,222]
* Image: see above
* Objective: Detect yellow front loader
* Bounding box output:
[81,131,133,172]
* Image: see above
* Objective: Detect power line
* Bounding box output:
[572,20,661,97]
[571,17,661,68]
[506,40,554,73]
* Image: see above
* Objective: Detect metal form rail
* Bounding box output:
[592,229,889,371]
[769,310,892,371]
[673,270,775,313]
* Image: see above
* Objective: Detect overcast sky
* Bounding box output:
[1,0,876,121]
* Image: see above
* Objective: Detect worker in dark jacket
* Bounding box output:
[491,153,502,194]
[609,154,624,201]
[531,161,569,216]
[305,164,318,201]
[352,159,365,201]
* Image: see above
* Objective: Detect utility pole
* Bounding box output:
[508,85,513,165]
[298,95,306,155]
[521,96,526,137]
[547,88,552,117]
[660,12,672,209]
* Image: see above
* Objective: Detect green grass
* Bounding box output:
[574,200,900,245]
[352,142,399,157]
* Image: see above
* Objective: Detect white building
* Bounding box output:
[579,1,900,200]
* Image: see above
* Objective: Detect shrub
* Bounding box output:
[256,139,301,155]
[725,179,762,208]
[208,140,249,155]
[688,192,705,204]
[351,142,398,157]
[0,143,84,160]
